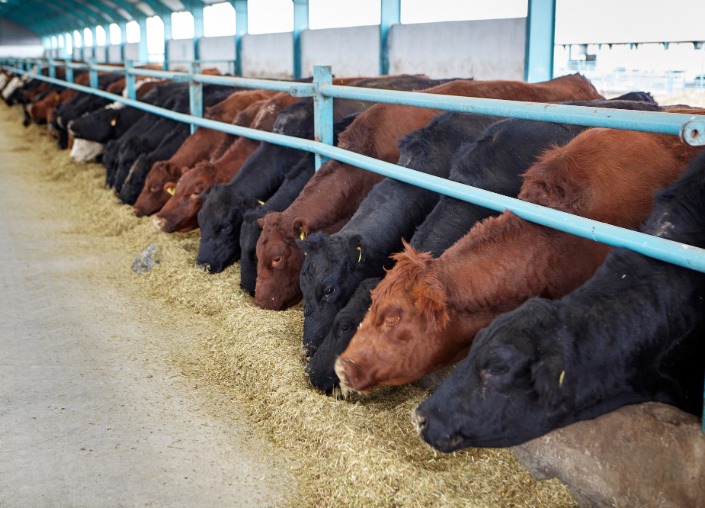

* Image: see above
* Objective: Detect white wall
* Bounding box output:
[301,25,379,78]
[388,18,526,80]
[241,32,293,78]
[107,44,122,63]
[124,43,139,61]
[0,45,44,58]
[167,39,195,69]
[198,36,236,74]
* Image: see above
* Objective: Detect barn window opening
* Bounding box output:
[248,0,292,35]
[126,21,140,43]
[401,0,527,24]
[109,24,122,45]
[95,26,106,46]
[83,28,93,47]
[204,2,236,37]
[73,30,82,49]
[309,0,380,29]
[172,11,195,40]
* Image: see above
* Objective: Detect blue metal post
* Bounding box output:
[313,65,333,170]
[138,17,149,63]
[525,0,556,82]
[292,0,308,79]
[193,2,204,62]
[189,61,203,134]
[120,23,127,62]
[88,58,98,88]
[48,59,56,79]
[103,24,112,64]
[65,58,73,83]
[233,0,248,76]
[380,0,400,76]
[125,59,136,99]
[163,13,172,70]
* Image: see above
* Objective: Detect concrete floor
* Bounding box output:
[0,115,290,507]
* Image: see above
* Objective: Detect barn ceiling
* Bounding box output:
[0,0,222,36]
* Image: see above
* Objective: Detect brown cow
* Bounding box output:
[152,96,287,233]
[132,89,280,217]
[335,122,704,395]
[252,74,604,311]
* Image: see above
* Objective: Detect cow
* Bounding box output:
[304,98,658,392]
[238,155,315,293]
[298,111,503,355]
[253,74,604,312]
[414,148,705,451]
[335,122,703,396]
[306,277,381,395]
[152,94,289,233]
[196,75,462,276]
[133,92,297,218]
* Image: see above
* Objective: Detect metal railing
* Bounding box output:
[1,57,704,429]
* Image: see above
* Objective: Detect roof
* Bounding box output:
[0,0,220,36]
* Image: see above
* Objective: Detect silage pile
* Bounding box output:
[10,105,575,508]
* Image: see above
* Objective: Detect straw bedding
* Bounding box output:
[5,103,579,507]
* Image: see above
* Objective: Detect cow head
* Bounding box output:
[306,277,380,395]
[134,161,182,217]
[153,162,216,233]
[335,242,453,395]
[253,213,307,310]
[197,188,259,274]
[414,298,574,451]
[299,232,367,356]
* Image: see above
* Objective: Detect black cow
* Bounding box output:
[414,149,705,451]
[306,277,381,394]
[196,75,456,275]
[118,122,191,205]
[238,154,315,294]
[51,72,125,148]
[298,111,506,356]
[411,96,662,257]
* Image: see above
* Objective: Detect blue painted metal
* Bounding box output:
[380,0,400,76]
[233,0,248,77]
[119,22,127,62]
[525,0,556,82]
[313,65,333,170]
[138,17,149,63]
[163,14,173,70]
[124,59,136,99]
[293,0,308,79]
[88,58,98,88]
[64,58,73,83]
[189,61,203,135]
[192,2,204,62]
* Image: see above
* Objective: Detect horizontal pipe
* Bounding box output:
[6,64,705,275]
[320,84,705,146]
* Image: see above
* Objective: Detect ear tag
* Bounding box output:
[558,370,565,387]
[110,117,117,126]
[357,246,362,263]
[299,227,306,241]
[257,199,265,205]
[165,186,175,196]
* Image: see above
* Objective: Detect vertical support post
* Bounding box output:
[120,22,127,62]
[163,13,173,70]
[65,59,74,83]
[189,61,202,135]
[193,2,204,62]
[138,17,149,63]
[292,0,308,79]
[233,0,248,76]
[88,28,96,61]
[48,59,56,79]
[125,59,136,99]
[313,65,333,170]
[104,24,112,63]
[379,0,400,76]
[525,0,556,82]
[88,58,98,89]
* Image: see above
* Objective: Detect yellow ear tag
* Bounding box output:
[257,199,265,205]
[299,227,306,241]
[558,370,565,387]
[357,246,362,263]
[165,186,175,196]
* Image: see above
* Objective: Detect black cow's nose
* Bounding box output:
[412,408,427,433]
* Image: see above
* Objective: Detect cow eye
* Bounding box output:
[323,286,336,297]
[339,322,351,333]
[485,364,510,377]
[384,315,400,327]
[272,255,283,266]
[220,223,231,233]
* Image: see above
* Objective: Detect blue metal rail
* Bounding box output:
[2,58,704,429]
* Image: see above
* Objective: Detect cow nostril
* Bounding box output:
[412,408,427,433]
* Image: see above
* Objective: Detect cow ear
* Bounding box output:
[293,217,310,241]
[411,271,449,330]
[520,164,587,213]
[531,352,569,412]
[347,234,363,264]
